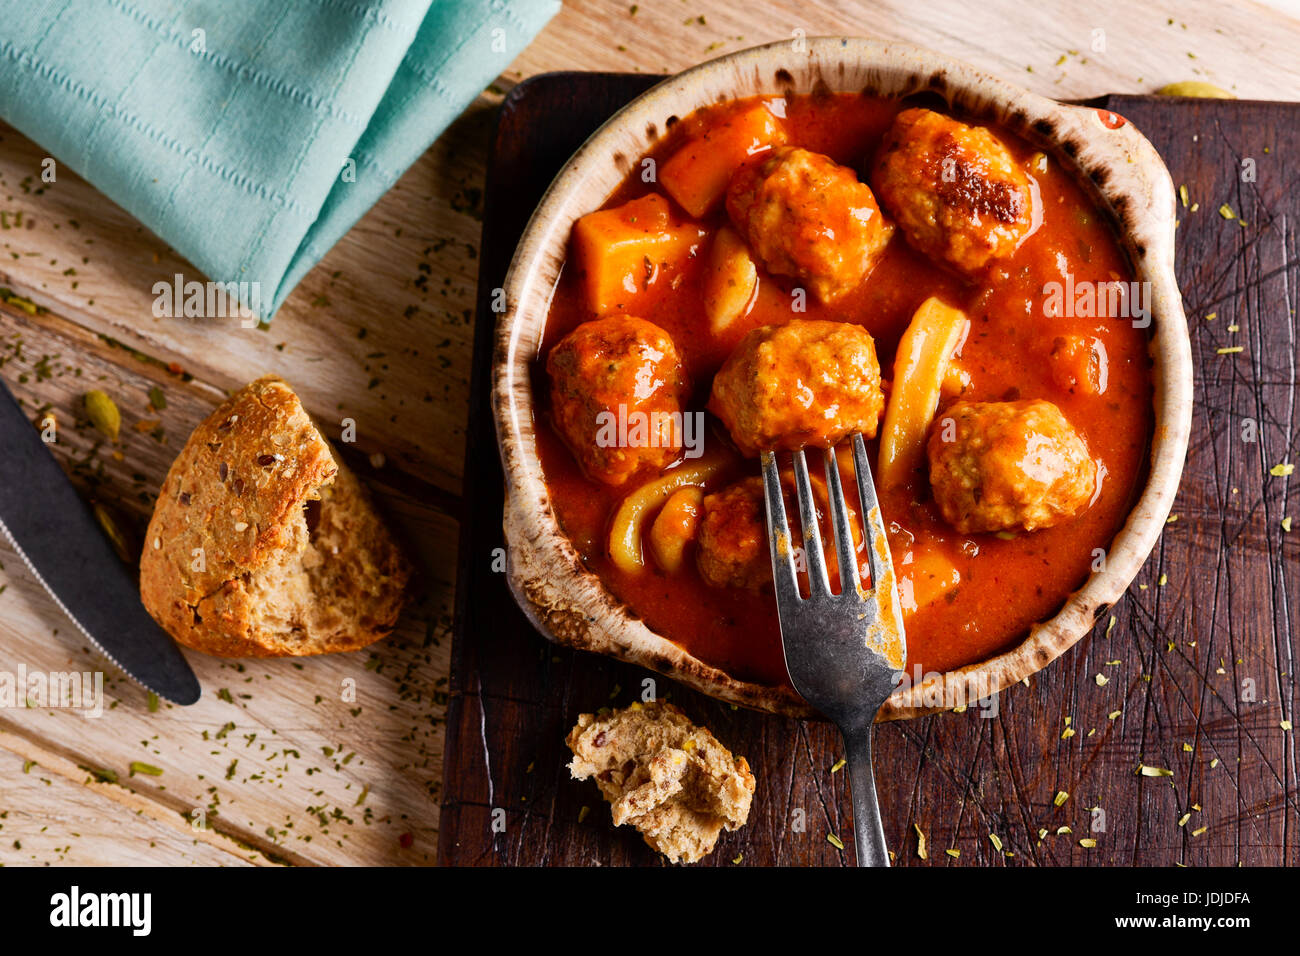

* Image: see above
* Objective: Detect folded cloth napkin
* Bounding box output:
[0,0,559,318]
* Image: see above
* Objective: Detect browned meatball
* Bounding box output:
[872,108,1033,276]
[547,315,688,486]
[726,146,893,303]
[927,400,1095,533]
[708,320,885,457]
[696,472,862,590]
[697,478,770,590]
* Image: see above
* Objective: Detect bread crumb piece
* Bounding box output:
[566,701,755,864]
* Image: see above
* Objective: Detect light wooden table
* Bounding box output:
[1,0,1297,866]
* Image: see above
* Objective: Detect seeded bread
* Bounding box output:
[566,701,755,863]
[140,376,410,657]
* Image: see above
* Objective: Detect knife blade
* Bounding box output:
[0,377,200,705]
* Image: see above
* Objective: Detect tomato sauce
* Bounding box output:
[532,93,1153,687]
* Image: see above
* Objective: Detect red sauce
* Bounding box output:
[532,93,1153,687]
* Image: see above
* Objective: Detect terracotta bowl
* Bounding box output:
[492,38,1192,720]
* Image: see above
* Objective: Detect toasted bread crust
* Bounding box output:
[139,375,409,657]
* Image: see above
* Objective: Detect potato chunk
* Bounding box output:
[660,102,787,217]
[872,108,1033,276]
[877,296,969,491]
[702,225,759,335]
[709,319,885,457]
[571,193,706,315]
[1049,334,1109,395]
[726,147,893,303]
[897,544,962,616]
[927,399,1095,533]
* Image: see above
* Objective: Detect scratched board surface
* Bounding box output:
[438,76,1299,867]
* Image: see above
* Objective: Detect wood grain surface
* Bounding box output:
[438,76,1299,867]
[0,0,1297,866]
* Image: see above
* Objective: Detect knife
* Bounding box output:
[0,377,201,705]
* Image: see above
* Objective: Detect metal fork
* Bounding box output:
[761,434,906,867]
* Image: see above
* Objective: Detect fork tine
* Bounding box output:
[852,433,887,588]
[822,446,861,596]
[761,451,801,606]
[792,449,830,597]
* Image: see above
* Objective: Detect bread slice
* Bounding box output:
[140,376,410,657]
[566,701,755,863]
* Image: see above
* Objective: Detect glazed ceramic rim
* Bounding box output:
[492,38,1192,720]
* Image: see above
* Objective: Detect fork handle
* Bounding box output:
[841,722,890,866]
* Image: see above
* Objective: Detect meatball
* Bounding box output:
[547,315,689,486]
[927,400,1095,533]
[872,108,1033,276]
[696,472,862,590]
[697,478,770,590]
[709,320,885,457]
[726,146,893,303]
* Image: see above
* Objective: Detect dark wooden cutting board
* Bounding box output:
[438,74,1300,867]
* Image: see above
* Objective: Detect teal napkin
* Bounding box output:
[0,0,559,319]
